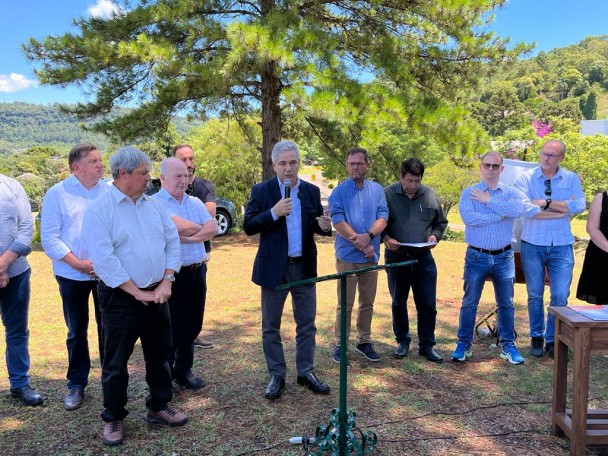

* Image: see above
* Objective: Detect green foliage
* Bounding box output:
[424,156,478,216]
[561,133,608,200]
[581,91,598,120]
[472,35,608,137]
[441,226,465,243]
[185,116,262,212]
[24,0,526,180]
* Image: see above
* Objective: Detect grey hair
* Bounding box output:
[271,140,300,163]
[480,151,503,164]
[159,157,184,176]
[110,147,152,179]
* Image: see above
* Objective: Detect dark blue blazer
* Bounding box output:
[243,177,331,288]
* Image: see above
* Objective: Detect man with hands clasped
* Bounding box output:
[328,147,388,364]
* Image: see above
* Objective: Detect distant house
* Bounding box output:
[580,119,608,136]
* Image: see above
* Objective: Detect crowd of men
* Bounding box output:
[0,138,583,446]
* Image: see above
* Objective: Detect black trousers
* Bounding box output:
[169,264,207,376]
[97,282,173,422]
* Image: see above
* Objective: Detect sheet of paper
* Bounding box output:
[569,305,608,321]
[398,242,437,248]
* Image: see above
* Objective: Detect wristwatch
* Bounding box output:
[163,274,176,282]
[543,199,552,210]
[367,231,375,240]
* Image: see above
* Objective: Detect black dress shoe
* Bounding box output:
[64,388,84,410]
[394,343,410,359]
[10,385,44,406]
[419,346,444,363]
[297,372,330,395]
[175,370,206,390]
[265,375,285,400]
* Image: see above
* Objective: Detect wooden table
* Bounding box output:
[549,306,608,455]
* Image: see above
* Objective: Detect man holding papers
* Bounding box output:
[382,158,448,362]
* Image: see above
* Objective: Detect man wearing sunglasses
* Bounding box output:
[451,152,525,365]
[514,140,586,359]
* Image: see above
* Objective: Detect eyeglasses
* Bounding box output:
[481,163,501,170]
[347,162,367,167]
[544,179,552,196]
[541,152,563,159]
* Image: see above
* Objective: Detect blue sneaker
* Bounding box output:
[500,344,525,365]
[451,341,472,362]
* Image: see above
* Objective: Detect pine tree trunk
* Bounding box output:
[260,60,282,181]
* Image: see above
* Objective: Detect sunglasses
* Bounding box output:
[544,179,552,196]
[481,163,501,170]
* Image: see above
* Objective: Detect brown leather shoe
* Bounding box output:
[146,407,188,427]
[101,421,124,446]
[193,335,214,349]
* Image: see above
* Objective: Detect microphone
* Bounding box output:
[284,179,291,199]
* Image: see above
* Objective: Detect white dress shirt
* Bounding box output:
[82,185,181,288]
[41,174,109,280]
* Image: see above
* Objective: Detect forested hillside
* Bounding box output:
[0,102,201,155]
[472,35,608,138]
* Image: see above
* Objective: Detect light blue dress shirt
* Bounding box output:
[515,166,586,246]
[271,177,302,257]
[82,185,181,288]
[153,188,214,266]
[0,175,32,278]
[41,174,110,280]
[329,177,388,263]
[460,181,524,250]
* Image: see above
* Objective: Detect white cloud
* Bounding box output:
[0,73,38,93]
[87,0,122,19]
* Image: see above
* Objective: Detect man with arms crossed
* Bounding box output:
[451,152,525,365]
[173,144,216,349]
[382,158,448,363]
[243,140,332,400]
[0,174,43,406]
[83,147,185,446]
[154,157,217,389]
[515,140,585,359]
[41,143,108,410]
[328,147,388,363]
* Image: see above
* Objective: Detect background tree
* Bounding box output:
[24,0,526,180]
[423,156,478,215]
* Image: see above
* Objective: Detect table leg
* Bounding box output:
[570,327,591,456]
[552,318,567,437]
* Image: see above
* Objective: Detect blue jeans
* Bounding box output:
[0,269,31,389]
[457,248,515,346]
[385,250,437,348]
[56,276,103,389]
[520,241,574,343]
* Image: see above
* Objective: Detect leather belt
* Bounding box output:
[185,261,204,270]
[139,281,159,291]
[469,245,512,255]
[287,256,303,264]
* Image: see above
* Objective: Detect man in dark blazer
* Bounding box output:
[244,140,332,400]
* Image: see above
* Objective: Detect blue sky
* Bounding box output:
[1,0,607,105]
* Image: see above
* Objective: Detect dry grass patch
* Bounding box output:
[0,235,606,454]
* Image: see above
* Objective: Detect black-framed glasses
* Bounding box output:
[482,163,501,170]
[544,179,552,196]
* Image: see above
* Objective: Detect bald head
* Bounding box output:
[160,157,189,201]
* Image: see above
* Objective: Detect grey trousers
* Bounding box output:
[261,263,317,377]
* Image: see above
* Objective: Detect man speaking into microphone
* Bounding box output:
[244,140,332,400]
